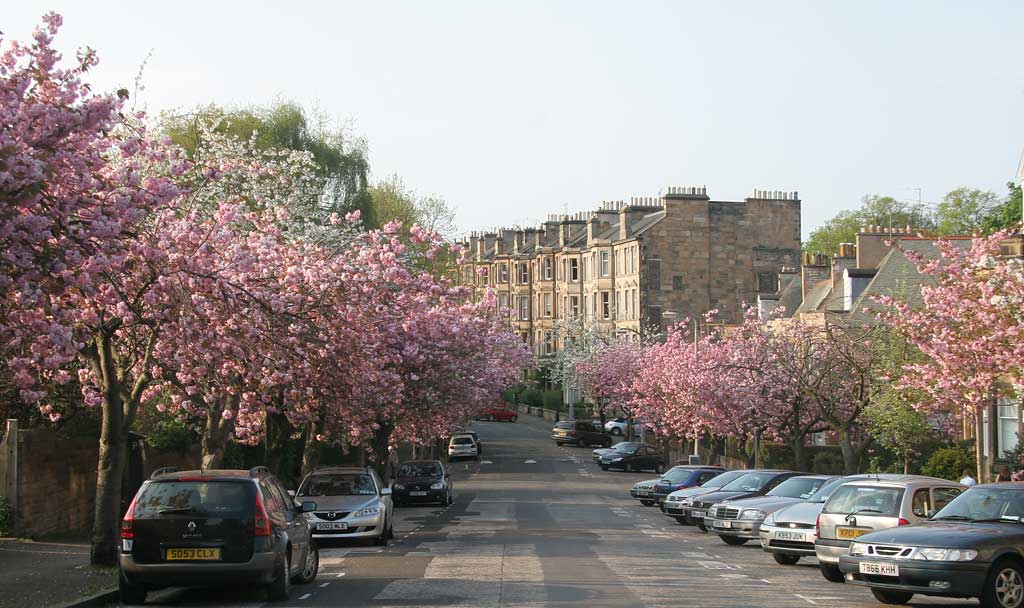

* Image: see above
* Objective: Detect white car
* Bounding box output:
[604,418,654,437]
[448,435,479,460]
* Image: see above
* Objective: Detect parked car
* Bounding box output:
[593,441,642,463]
[598,443,664,473]
[392,460,452,507]
[705,475,836,546]
[680,470,801,530]
[448,435,480,460]
[663,470,750,524]
[552,420,612,447]
[118,466,319,605]
[604,417,654,437]
[759,474,881,565]
[630,478,663,505]
[815,475,964,583]
[839,483,1024,607]
[482,404,517,422]
[296,466,395,546]
[651,466,727,505]
[450,429,482,453]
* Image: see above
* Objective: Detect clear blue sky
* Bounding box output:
[6,1,1023,239]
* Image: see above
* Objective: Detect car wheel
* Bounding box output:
[610,427,623,436]
[119,572,147,606]
[720,536,748,546]
[870,589,913,605]
[654,464,664,474]
[624,463,633,472]
[818,563,845,583]
[674,516,689,525]
[375,519,390,546]
[640,500,655,506]
[266,555,291,601]
[576,438,584,447]
[772,553,800,565]
[983,558,1024,608]
[555,442,563,446]
[696,522,708,532]
[447,492,454,506]
[600,465,609,471]
[293,543,319,585]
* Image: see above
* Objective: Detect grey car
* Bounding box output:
[295,467,395,546]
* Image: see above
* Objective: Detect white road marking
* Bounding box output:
[319,582,330,588]
[481,460,494,464]
[335,573,346,578]
[698,561,740,570]
[524,459,537,464]
[298,593,312,600]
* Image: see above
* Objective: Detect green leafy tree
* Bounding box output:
[805,195,933,254]
[934,187,1000,235]
[981,182,1023,234]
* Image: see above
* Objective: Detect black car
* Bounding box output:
[840,483,1024,607]
[392,460,452,507]
[651,466,727,505]
[598,443,665,473]
[118,466,319,605]
[662,470,751,523]
[593,441,642,462]
[552,420,612,448]
[681,470,800,529]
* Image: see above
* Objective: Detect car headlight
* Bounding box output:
[912,548,979,562]
[850,542,868,556]
[611,457,623,462]
[352,507,381,517]
[762,513,776,526]
[668,496,680,502]
[393,484,405,490]
[681,497,693,506]
[430,482,444,490]
[740,509,766,521]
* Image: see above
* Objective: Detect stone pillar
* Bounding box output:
[3,420,18,531]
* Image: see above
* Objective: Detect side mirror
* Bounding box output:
[300,501,317,513]
[288,490,296,498]
[380,487,392,496]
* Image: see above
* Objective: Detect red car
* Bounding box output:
[483,404,518,422]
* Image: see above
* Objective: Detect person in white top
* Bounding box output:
[959,468,977,486]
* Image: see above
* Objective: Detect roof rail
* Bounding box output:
[249,466,271,477]
[150,466,179,479]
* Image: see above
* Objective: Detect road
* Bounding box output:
[130,415,978,607]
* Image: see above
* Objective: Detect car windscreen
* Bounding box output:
[555,422,574,429]
[767,477,831,499]
[932,487,1024,522]
[299,473,377,497]
[806,476,847,502]
[451,437,474,445]
[701,470,744,488]
[397,463,442,478]
[612,442,638,452]
[822,485,904,517]
[661,468,696,483]
[719,472,777,492]
[134,481,254,517]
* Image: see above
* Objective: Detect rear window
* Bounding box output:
[661,468,696,483]
[398,463,442,477]
[452,437,474,445]
[298,473,377,497]
[135,481,254,518]
[555,422,574,429]
[823,485,904,517]
[806,477,847,502]
[768,477,831,499]
[719,472,778,492]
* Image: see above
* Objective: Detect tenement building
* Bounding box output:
[458,186,801,355]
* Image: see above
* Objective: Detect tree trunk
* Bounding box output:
[790,438,808,472]
[91,393,127,566]
[199,396,237,470]
[300,418,323,476]
[975,406,985,483]
[903,453,910,475]
[368,422,395,480]
[838,429,857,475]
[264,409,293,479]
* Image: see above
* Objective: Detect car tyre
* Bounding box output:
[983,558,1024,608]
[375,519,390,546]
[266,555,291,602]
[576,438,584,448]
[447,491,454,506]
[600,465,609,471]
[610,427,623,436]
[119,572,147,606]
[654,463,664,474]
[720,536,748,546]
[293,544,319,585]
[819,563,845,583]
[674,516,689,525]
[640,500,655,506]
[870,589,913,605]
[696,522,708,532]
[772,553,800,565]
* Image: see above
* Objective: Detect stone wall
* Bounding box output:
[13,428,98,537]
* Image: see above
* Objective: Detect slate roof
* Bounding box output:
[775,277,803,318]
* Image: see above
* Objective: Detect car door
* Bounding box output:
[264,479,303,573]
[273,477,309,569]
[259,479,293,564]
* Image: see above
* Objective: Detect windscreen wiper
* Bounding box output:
[157,506,204,514]
[845,508,882,522]
[931,515,971,521]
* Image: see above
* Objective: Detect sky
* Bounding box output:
[6,1,1023,240]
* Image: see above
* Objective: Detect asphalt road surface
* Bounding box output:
[128,415,979,607]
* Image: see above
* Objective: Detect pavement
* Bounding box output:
[0,538,116,608]
[35,414,984,607]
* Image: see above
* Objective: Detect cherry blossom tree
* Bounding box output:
[576,339,648,439]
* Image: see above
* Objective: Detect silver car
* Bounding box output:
[704,475,836,546]
[448,434,480,460]
[814,475,965,583]
[630,478,662,505]
[296,467,394,546]
[662,470,749,524]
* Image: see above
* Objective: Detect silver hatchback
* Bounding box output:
[814,475,965,583]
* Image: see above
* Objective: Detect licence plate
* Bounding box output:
[690,510,706,518]
[713,520,732,529]
[317,522,348,530]
[166,548,220,561]
[558,431,567,436]
[410,491,427,496]
[775,531,806,542]
[860,561,899,577]
[837,526,870,539]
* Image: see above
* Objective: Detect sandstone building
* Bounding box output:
[458,186,802,355]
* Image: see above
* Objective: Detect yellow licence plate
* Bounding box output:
[837,527,870,539]
[166,548,221,561]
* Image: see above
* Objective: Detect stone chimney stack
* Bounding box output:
[856,226,901,269]
[801,252,831,300]
[831,243,857,292]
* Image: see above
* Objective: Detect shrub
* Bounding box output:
[520,388,543,407]
[0,497,11,536]
[541,390,563,411]
[811,449,846,474]
[922,445,975,481]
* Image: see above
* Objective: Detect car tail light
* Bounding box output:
[121,492,140,539]
[815,513,821,537]
[254,492,272,537]
[898,518,910,526]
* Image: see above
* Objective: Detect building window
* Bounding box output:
[543,331,554,355]
[1000,400,1020,455]
[517,262,529,285]
[517,296,530,321]
[601,292,611,319]
[498,263,508,284]
[479,267,489,286]
[632,289,638,319]
[569,296,580,318]
[616,291,622,319]
[543,257,552,280]
[498,293,509,313]
[581,257,587,281]
[600,251,610,277]
[543,293,552,317]
[569,258,579,282]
